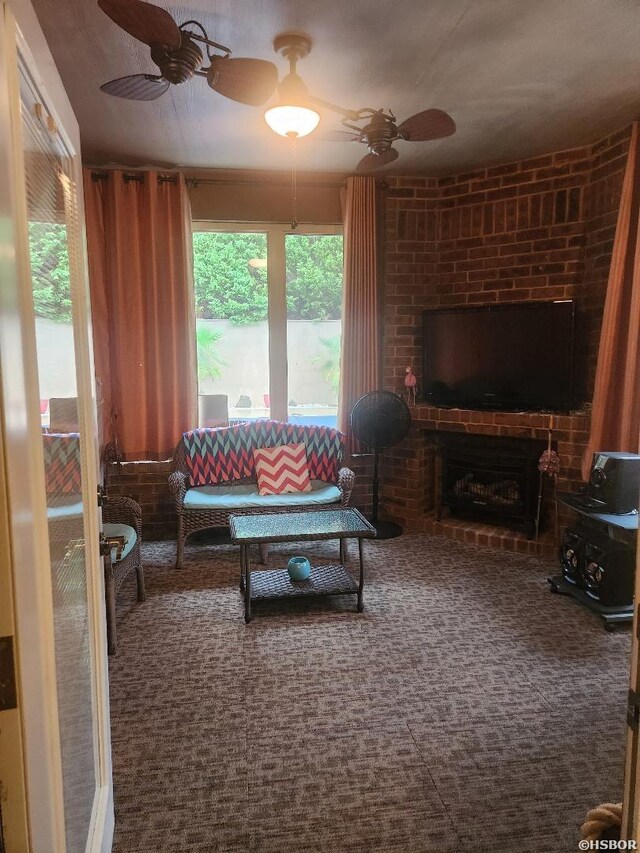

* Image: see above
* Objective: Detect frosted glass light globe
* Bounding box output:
[264,104,320,138]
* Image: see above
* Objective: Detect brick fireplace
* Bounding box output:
[377,406,589,556]
[380,125,630,553]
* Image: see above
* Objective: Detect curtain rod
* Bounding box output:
[185,177,389,190]
[89,170,388,190]
[185,177,345,190]
[90,170,178,184]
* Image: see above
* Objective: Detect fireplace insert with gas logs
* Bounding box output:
[436,434,548,537]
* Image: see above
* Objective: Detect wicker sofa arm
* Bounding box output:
[168,470,188,509]
[102,495,142,541]
[337,467,355,506]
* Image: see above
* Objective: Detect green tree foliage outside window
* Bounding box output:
[285,234,343,321]
[193,232,268,325]
[29,226,344,327]
[28,221,72,322]
[193,232,343,325]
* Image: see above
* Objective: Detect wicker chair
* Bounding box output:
[169,433,355,569]
[102,495,145,655]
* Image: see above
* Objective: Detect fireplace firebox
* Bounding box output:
[435,434,548,538]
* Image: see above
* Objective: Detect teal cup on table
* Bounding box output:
[287,556,311,581]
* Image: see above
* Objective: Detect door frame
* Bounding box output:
[0,0,113,849]
[0,398,30,853]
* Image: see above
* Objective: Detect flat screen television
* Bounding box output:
[422,300,577,412]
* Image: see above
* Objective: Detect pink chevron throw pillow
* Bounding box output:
[253,443,312,496]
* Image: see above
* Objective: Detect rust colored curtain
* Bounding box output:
[338,176,380,434]
[84,170,196,460]
[583,123,640,478]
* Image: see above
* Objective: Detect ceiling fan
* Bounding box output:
[97,0,278,105]
[261,33,456,172]
[96,7,456,172]
[318,107,457,173]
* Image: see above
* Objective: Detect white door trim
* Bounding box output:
[1,1,114,849]
[0,398,30,853]
[0,6,66,848]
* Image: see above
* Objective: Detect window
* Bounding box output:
[193,229,270,419]
[20,59,97,849]
[192,223,343,428]
[28,216,77,429]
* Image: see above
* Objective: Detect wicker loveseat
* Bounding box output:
[169,419,355,568]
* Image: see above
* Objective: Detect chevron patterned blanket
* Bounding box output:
[43,432,82,495]
[183,420,344,487]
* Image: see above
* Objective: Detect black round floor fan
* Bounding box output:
[350,391,411,539]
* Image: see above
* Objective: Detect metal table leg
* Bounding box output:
[339,536,346,566]
[240,543,245,592]
[357,537,365,612]
[244,544,252,623]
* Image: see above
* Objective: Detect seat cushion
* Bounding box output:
[183,479,341,510]
[254,443,312,495]
[47,497,83,521]
[103,523,137,562]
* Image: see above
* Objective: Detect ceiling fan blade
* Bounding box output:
[397,108,456,141]
[100,74,170,101]
[356,148,399,173]
[316,130,362,142]
[98,0,181,48]
[207,56,278,106]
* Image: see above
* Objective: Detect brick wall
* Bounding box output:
[107,460,175,541]
[381,126,631,542]
[348,454,375,518]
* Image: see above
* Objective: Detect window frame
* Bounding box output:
[192,220,343,423]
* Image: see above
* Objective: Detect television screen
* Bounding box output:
[422,300,576,411]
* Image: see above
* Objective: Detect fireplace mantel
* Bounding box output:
[411,404,589,441]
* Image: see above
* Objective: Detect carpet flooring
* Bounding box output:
[109,533,631,853]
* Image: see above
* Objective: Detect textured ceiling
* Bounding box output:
[31,0,640,175]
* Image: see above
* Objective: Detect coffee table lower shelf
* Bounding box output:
[245,564,361,620]
[230,508,376,624]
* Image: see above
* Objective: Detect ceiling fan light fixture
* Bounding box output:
[265,104,320,138]
[264,71,319,137]
[265,33,320,138]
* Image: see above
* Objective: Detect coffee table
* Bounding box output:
[229,508,376,623]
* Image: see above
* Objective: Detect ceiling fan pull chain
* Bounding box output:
[290,133,298,230]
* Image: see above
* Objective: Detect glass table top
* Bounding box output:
[229,508,376,543]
